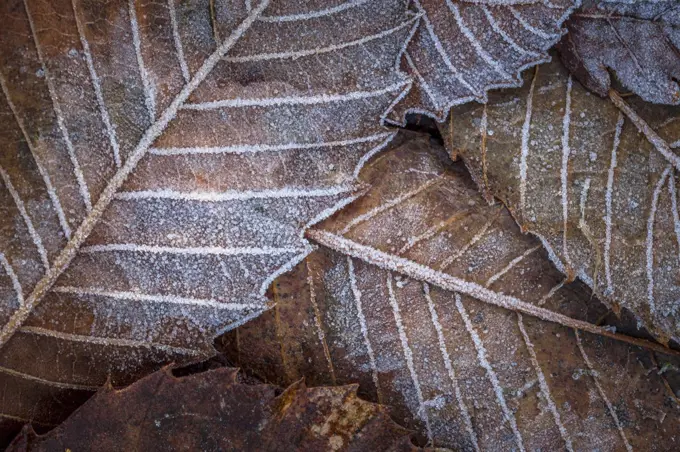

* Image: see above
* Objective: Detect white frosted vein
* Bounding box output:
[23,0,92,212]
[517,314,573,451]
[404,51,440,110]
[308,230,676,355]
[604,113,624,295]
[509,6,560,40]
[224,16,419,62]
[259,0,368,22]
[440,215,497,270]
[578,177,591,229]
[0,74,72,240]
[71,0,122,168]
[0,167,49,270]
[481,6,539,57]
[129,0,155,121]
[340,177,443,234]
[444,0,511,80]
[575,330,633,452]
[669,173,680,262]
[484,245,540,288]
[398,210,470,255]
[560,76,573,270]
[167,0,190,83]
[519,67,538,216]
[413,0,480,97]
[0,2,271,350]
[347,257,381,399]
[423,283,479,451]
[52,286,261,310]
[19,326,202,356]
[538,279,565,306]
[455,294,525,452]
[0,365,97,391]
[116,185,355,202]
[182,82,408,110]
[0,253,24,306]
[647,166,673,315]
[386,274,433,443]
[149,132,393,155]
[81,244,302,256]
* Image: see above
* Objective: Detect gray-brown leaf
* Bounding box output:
[442,57,680,343]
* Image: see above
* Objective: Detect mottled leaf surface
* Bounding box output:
[443,58,680,343]
[559,0,680,104]
[7,367,416,451]
[0,0,413,442]
[220,136,680,450]
[387,0,578,122]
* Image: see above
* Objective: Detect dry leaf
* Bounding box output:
[220,135,680,450]
[442,57,680,343]
[7,367,416,451]
[387,0,578,122]
[558,0,680,104]
[0,0,413,441]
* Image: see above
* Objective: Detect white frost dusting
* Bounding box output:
[115,185,356,202]
[181,82,408,110]
[52,286,260,309]
[71,0,122,168]
[0,73,72,239]
[604,113,624,295]
[0,166,50,270]
[455,294,526,452]
[149,132,393,156]
[386,274,433,443]
[646,166,672,315]
[423,283,479,451]
[0,252,24,306]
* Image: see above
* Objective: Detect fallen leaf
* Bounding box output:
[0,0,413,442]
[220,135,680,450]
[442,57,680,343]
[7,367,417,451]
[387,0,578,122]
[558,0,680,104]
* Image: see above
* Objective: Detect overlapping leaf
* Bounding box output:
[220,136,680,450]
[7,367,416,451]
[559,0,680,104]
[443,58,680,343]
[0,0,415,442]
[386,0,578,122]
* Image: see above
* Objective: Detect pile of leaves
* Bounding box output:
[0,0,679,449]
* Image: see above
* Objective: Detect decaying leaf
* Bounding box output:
[558,0,680,105]
[7,367,416,451]
[0,0,414,441]
[387,0,578,122]
[220,135,680,450]
[443,57,680,344]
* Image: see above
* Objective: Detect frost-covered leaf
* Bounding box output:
[0,0,413,442]
[220,135,680,450]
[7,367,416,451]
[442,57,680,343]
[558,0,680,105]
[386,0,578,122]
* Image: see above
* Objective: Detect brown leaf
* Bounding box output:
[0,0,413,442]
[387,0,578,122]
[7,367,416,451]
[442,57,680,343]
[558,0,680,105]
[219,135,680,450]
